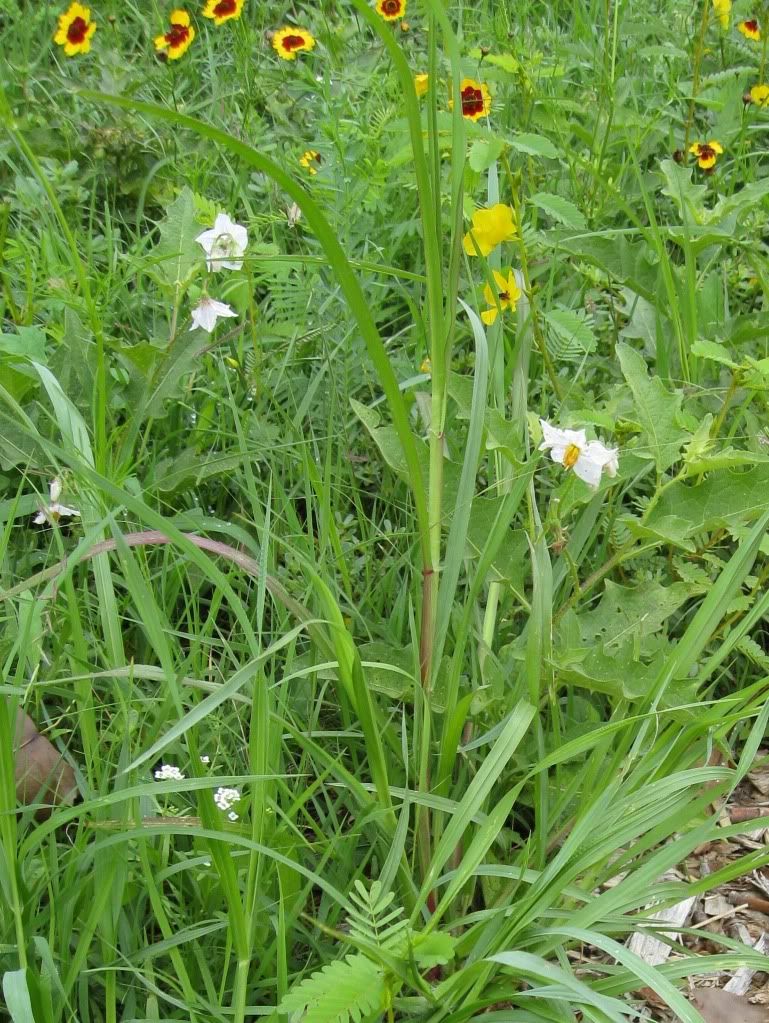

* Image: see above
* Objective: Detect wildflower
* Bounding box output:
[200,755,210,764]
[689,140,723,170]
[299,149,322,175]
[455,78,491,121]
[712,0,731,30]
[462,203,517,257]
[190,296,238,332]
[54,2,96,56]
[414,73,429,97]
[154,10,195,59]
[272,27,316,60]
[738,18,760,40]
[33,479,79,525]
[155,764,186,781]
[214,786,241,819]
[750,83,769,106]
[202,0,244,25]
[420,357,431,375]
[539,420,619,488]
[286,202,302,227]
[376,0,406,21]
[196,213,248,271]
[481,269,522,325]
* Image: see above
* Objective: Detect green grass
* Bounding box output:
[3,0,769,1020]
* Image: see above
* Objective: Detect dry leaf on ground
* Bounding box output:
[13,707,77,817]
[690,988,769,1023]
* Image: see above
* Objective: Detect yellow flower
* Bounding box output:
[738,18,761,40]
[451,78,491,121]
[154,10,195,60]
[481,269,522,325]
[376,0,406,21]
[414,73,429,97]
[53,2,96,56]
[688,140,723,170]
[712,0,731,30]
[273,26,316,60]
[299,149,322,175]
[420,357,431,375]
[750,83,769,106]
[462,204,517,257]
[202,0,245,26]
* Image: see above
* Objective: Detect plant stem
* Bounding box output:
[684,0,712,156]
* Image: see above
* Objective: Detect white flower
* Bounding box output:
[214,786,240,814]
[286,202,302,228]
[155,764,186,781]
[190,296,238,333]
[227,811,239,822]
[195,213,248,272]
[33,478,79,525]
[200,755,210,764]
[539,420,619,488]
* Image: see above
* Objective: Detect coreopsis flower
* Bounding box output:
[456,78,491,121]
[272,27,316,59]
[462,203,517,257]
[712,0,731,29]
[202,0,244,25]
[33,478,79,525]
[299,149,322,175]
[214,786,241,820]
[154,10,195,59]
[738,18,760,40]
[689,140,723,170]
[539,421,619,488]
[53,3,96,56]
[155,764,186,781]
[196,213,248,271]
[750,83,769,105]
[190,296,238,332]
[481,269,522,325]
[414,73,429,97]
[376,0,406,21]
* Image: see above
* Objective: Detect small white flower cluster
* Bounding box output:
[214,786,241,822]
[33,478,79,526]
[539,420,619,489]
[155,764,186,781]
[191,212,248,333]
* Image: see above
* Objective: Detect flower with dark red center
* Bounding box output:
[272,26,316,60]
[202,0,245,26]
[689,139,723,170]
[54,2,96,56]
[154,10,195,60]
[454,77,491,121]
[300,150,322,175]
[738,18,761,40]
[376,0,406,21]
[750,83,769,106]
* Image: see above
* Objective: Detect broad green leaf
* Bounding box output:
[530,192,586,229]
[468,137,505,173]
[0,326,46,362]
[617,341,685,472]
[690,337,737,368]
[2,970,35,1023]
[153,185,202,287]
[509,132,559,159]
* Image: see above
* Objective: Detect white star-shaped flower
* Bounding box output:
[154,764,186,781]
[33,478,79,525]
[195,213,248,272]
[190,296,238,333]
[539,420,618,488]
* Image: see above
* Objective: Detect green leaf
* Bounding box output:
[153,185,203,287]
[468,137,506,173]
[617,341,685,472]
[509,133,559,159]
[659,158,708,225]
[0,326,47,362]
[530,192,586,229]
[279,955,385,1023]
[544,308,596,360]
[690,337,737,368]
[2,970,35,1023]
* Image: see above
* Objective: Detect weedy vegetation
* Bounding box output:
[2,0,769,1021]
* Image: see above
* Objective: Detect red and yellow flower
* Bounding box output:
[154,10,195,59]
[481,269,522,325]
[689,140,723,170]
[455,78,491,121]
[300,150,322,175]
[750,83,769,106]
[738,18,761,40]
[202,0,245,25]
[273,27,316,59]
[54,2,96,56]
[376,0,406,21]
